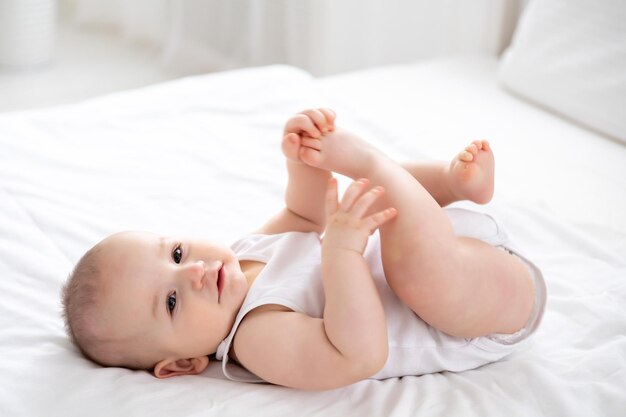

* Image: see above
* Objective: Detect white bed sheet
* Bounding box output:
[0,58,624,416]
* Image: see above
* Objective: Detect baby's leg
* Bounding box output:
[301,129,534,338]
[401,140,494,207]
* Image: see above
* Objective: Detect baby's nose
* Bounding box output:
[185,260,206,289]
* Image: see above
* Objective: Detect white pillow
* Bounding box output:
[498,0,626,144]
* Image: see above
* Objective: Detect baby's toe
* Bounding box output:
[472,139,490,151]
[465,143,479,155]
[459,150,474,162]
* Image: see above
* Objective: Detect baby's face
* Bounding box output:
[96,231,248,371]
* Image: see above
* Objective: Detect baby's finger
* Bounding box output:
[318,108,336,131]
[300,109,329,133]
[365,207,398,233]
[350,186,385,218]
[325,178,339,217]
[284,133,302,149]
[281,133,301,159]
[285,114,321,138]
[301,136,321,151]
[340,178,369,212]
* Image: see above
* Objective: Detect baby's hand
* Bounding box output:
[322,178,397,254]
[282,108,336,163]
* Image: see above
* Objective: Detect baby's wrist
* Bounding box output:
[322,245,364,256]
[322,237,367,257]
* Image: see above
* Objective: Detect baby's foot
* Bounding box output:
[282,108,337,165]
[447,140,494,204]
[299,127,380,178]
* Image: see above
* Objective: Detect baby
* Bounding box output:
[62,108,546,390]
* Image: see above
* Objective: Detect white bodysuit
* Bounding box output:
[215,207,546,382]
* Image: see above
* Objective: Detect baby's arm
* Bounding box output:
[232,179,396,389]
[253,109,335,235]
[319,178,397,361]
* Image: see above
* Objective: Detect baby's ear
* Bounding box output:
[153,356,209,378]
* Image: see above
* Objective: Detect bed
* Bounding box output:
[1,2,625,416]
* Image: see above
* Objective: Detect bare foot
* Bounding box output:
[447,140,494,204]
[298,127,381,178]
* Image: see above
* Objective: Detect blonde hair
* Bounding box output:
[61,243,152,370]
[61,244,107,364]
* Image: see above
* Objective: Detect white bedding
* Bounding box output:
[0,57,624,416]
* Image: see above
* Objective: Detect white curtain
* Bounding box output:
[71,0,525,76]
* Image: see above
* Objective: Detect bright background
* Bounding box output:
[0,0,526,112]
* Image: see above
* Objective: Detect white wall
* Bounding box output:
[73,0,525,76]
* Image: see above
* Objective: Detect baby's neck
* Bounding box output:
[239,260,265,289]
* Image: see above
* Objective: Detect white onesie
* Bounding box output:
[215,207,546,382]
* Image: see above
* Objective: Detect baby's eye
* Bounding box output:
[167,292,177,314]
[172,244,183,264]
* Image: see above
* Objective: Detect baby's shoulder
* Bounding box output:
[246,303,294,317]
[234,304,294,343]
[229,304,294,362]
[228,303,365,389]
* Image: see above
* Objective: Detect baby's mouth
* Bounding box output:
[217,265,225,302]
